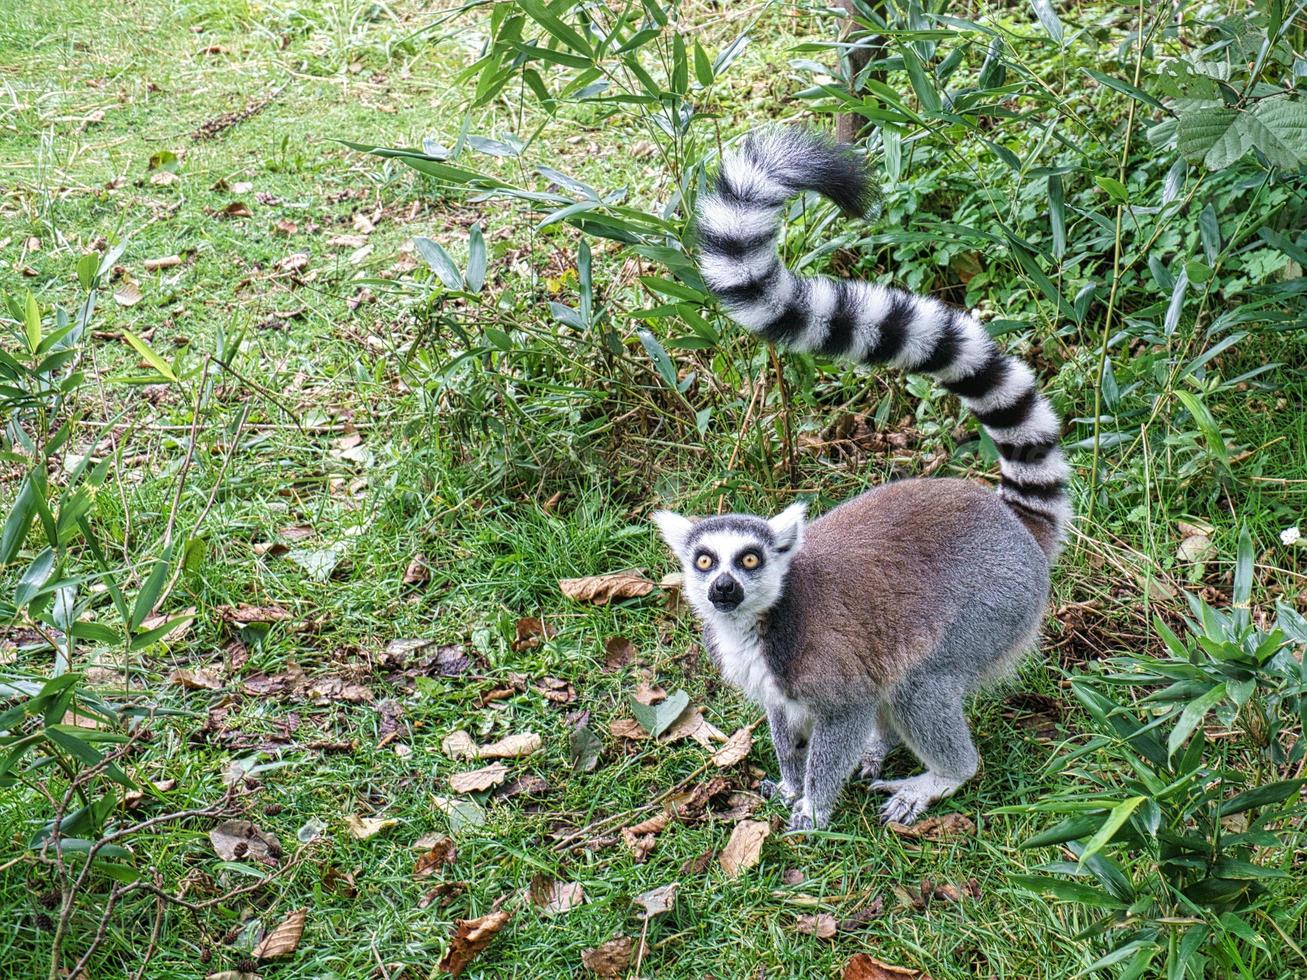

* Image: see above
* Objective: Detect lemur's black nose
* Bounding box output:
[709,574,743,608]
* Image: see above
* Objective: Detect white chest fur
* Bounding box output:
[706,617,811,731]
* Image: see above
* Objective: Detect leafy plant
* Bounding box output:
[1004,532,1306,977]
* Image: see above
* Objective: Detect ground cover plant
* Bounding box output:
[0,0,1304,977]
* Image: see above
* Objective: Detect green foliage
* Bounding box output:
[1004,533,1306,977]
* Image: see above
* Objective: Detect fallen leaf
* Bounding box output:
[634,882,677,918]
[345,814,396,840]
[795,913,837,939]
[144,254,181,270]
[711,727,753,767]
[662,705,726,747]
[602,636,637,671]
[432,795,486,832]
[536,676,575,704]
[569,723,603,772]
[286,543,346,582]
[209,819,281,865]
[512,616,554,651]
[711,791,764,823]
[438,910,512,977]
[633,680,666,705]
[352,212,376,235]
[528,874,586,915]
[442,730,480,760]
[414,837,457,877]
[216,604,292,624]
[1177,533,1215,563]
[621,810,670,863]
[719,819,769,877]
[581,935,633,978]
[114,282,142,307]
[492,774,551,800]
[419,881,468,909]
[886,813,976,841]
[305,675,371,703]
[782,868,805,885]
[479,732,542,759]
[837,896,885,932]
[403,555,430,585]
[206,972,260,980]
[275,219,298,235]
[449,762,508,793]
[630,689,690,738]
[221,201,252,218]
[277,252,309,272]
[608,718,647,741]
[680,850,714,875]
[843,954,931,980]
[329,233,368,249]
[254,907,306,960]
[167,668,222,691]
[241,665,306,697]
[558,569,655,605]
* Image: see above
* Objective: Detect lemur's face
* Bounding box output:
[653,503,806,622]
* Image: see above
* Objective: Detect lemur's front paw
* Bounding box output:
[786,798,825,832]
[760,778,799,805]
[857,754,886,782]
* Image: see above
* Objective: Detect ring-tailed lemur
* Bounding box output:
[654,128,1070,829]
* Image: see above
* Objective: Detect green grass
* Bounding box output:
[1,1,1304,978]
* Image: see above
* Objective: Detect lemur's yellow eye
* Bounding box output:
[695,554,714,571]
[740,552,760,570]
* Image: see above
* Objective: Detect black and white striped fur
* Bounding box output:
[696,128,1071,556]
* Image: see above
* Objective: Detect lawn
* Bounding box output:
[1,1,1304,978]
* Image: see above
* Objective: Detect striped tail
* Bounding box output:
[695,128,1071,560]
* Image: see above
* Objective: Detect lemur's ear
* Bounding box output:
[768,501,808,554]
[652,510,694,556]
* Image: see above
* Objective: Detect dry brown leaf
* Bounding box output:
[345,814,396,839]
[602,636,637,671]
[536,676,575,703]
[608,718,647,741]
[558,569,655,605]
[144,254,181,270]
[275,219,298,235]
[414,837,457,877]
[113,282,142,307]
[403,555,430,586]
[680,850,714,875]
[254,907,306,960]
[206,972,260,980]
[581,935,633,978]
[528,874,586,916]
[241,665,306,697]
[512,616,552,651]
[209,819,281,865]
[632,680,666,705]
[438,910,512,977]
[620,811,670,863]
[277,252,309,272]
[220,201,252,218]
[662,706,726,747]
[711,726,753,767]
[352,212,376,235]
[634,882,677,918]
[492,774,551,800]
[843,954,931,980]
[167,668,222,691]
[719,819,769,877]
[216,603,292,624]
[305,676,372,703]
[479,733,542,759]
[449,762,509,793]
[442,730,480,760]
[886,813,976,841]
[329,233,368,249]
[795,913,837,939]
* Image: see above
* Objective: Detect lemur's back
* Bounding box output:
[773,478,1049,704]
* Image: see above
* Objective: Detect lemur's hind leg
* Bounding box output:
[789,707,876,831]
[857,705,900,781]
[870,677,976,824]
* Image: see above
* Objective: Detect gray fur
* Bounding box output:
[657,479,1051,829]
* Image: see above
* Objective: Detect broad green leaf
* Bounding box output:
[129,550,171,630]
[1176,104,1238,168]
[413,237,464,291]
[120,330,177,382]
[14,547,55,607]
[517,0,591,56]
[1077,797,1146,867]
[466,224,486,293]
[1029,0,1063,45]
[1095,175,1129,203]
[1167,683,1226,757]
[1047,174,1065,260]
[24,292,41,354]
[629,688,690,738]
[1174,390,1227,462]
[1083,68,1163,111]
[693,40,713,87]
[0,469,42,564]
[1163,266,1188,336]
[900,47,941,114]
[1247,96,1307,169]
[1218,778,1306,817]
[1008,874,1126,909]
[636,327,679,391]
